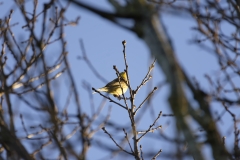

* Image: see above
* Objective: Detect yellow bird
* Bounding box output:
[93,72,128,97]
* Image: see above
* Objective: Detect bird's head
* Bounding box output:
[120,71,127,81]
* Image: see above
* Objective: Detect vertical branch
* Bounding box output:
[121,40,140,160]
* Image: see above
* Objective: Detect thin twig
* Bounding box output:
[140,145,144,160]
[92,88,127,110]
[137,126,162,134]
[151,149,162,160]
[102,127,134,156]
[134,58,156,95]
[135,87,158,114]
[113,65,129,108]
[137,111,162,142]
[123,128,134,153]
[79,39,108,83]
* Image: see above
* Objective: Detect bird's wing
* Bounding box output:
[105,77,124,87]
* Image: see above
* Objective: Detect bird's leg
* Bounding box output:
[113,94,121,100]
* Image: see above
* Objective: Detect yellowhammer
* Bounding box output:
[93,72,128,97]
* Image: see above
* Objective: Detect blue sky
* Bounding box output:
[1,1,239,160]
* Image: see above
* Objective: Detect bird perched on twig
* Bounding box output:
[93,72,128,97]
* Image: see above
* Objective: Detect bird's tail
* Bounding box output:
[92,87,107,94]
